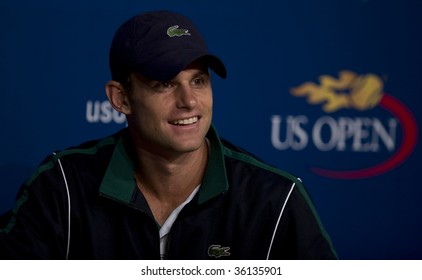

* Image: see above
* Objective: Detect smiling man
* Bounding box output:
[106,60,214,227]
[0,10,337,260]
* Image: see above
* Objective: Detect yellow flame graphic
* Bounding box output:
[290,70,384,112]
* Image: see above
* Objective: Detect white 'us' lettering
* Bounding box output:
[86,100,126,124]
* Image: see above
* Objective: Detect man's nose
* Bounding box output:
[176,85,197,109]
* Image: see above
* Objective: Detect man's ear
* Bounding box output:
[105,80,131,115]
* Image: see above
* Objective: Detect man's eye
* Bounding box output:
[151,81,173,92]
[193,76,209,87]
[158,82,172,88]
[193,78,204,85]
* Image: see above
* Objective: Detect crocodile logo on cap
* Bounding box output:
[167,25,191,37]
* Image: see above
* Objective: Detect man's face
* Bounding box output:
[126,60,213,158]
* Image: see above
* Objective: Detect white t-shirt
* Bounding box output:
[159,185,200,260]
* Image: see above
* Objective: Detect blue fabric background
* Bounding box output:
[1,0,421,259]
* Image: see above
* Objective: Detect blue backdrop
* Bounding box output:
[1,0,421,259]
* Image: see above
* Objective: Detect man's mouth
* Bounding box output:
[169,116,199,126]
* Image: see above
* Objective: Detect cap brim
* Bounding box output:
[135,49,227,81]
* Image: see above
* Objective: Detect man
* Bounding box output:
[0,10,337,259]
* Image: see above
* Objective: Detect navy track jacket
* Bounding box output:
[0,126,337,259]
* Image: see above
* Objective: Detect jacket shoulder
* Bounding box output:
[221,138,301,186]
[25,131,121,187]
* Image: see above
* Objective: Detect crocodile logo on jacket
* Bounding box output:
[208,245,231,258]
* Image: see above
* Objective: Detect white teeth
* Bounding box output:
[171,116,198,125]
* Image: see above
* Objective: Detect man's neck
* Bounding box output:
[133,141,209,225]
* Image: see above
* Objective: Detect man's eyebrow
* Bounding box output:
[193,69,210,77]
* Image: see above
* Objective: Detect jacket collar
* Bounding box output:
[99,125,229,205]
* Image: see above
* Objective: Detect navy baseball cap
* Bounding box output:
[109,10,227,82]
